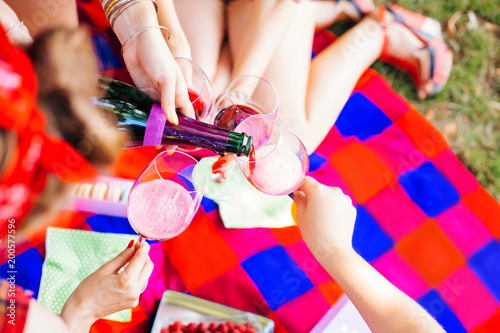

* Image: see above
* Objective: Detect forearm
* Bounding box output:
[231,0,297,80]
[60,293,98,333]
[321,249,444,333]
[156,0,190,57]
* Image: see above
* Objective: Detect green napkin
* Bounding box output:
[193,157,295,228]
[38,227,139,322]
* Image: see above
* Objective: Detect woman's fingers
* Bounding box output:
[160,73,179,125]
[138,257,154,290]
[123,241,150,279]
[174,65,196,119]
[101,240,136,274]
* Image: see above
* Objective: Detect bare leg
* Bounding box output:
[228,2,427,152]
[5,0,78,37]
[304,17,383,149]
[228,1,383,152]
[174,0,225,81]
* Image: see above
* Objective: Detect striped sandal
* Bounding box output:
[336,0,375,20]
[378,5,453,99]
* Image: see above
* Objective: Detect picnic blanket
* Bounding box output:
[1,1,500,332]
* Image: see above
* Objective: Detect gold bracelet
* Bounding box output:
[109,0,158,30]
[121,25,170,55]
[104,0,121,18]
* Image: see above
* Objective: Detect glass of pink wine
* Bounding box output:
[212,75,279,130]
[206,75,279,193]
[175,57,214,122]
[234,114,309,196]
[126,150,207,241]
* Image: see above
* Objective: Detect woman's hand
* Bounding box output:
[122,28,195,124]
[60,240,154,333]
[293,177,357,261]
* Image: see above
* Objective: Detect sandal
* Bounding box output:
[378,5,453,99]
[336,0,375,20]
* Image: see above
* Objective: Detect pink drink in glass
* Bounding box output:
[127,179,194,240]
[249,145,303,195]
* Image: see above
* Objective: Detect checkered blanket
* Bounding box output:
[2,1,500,332]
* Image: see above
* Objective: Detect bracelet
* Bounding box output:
[6,21,24,36]
[104,0,158,30]
[110,0,158,30]
[121,25,170,55]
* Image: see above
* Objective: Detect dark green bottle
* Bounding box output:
[94,76,253,156]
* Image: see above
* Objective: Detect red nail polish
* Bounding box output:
[138,236,143,244]
[127,240,134,248]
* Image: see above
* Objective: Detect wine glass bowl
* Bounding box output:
[212,75,279,130]
[126,150,206,241]
[234,114,309,196]
[175,57,214,122]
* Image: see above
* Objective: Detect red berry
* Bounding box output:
[218,324,229,333]
[227,322,236,329]
[161,328,169,333]
[247,329,256,333]
[198,322,207,331]
[236,324,247,332]
[209,322,218,331]
[173,321,183,330]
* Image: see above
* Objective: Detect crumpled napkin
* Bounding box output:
[38,227,139,322]
[193,156,296,228]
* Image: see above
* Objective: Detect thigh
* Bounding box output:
[5,0,78,37]
[174,0,225,80]
[227,0,316,133]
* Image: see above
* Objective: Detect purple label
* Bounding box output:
[143,103,166,146]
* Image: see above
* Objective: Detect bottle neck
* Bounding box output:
[227,132,252,156]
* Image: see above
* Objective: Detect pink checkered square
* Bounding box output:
[437,266,498,330]
[435,202,492,256]
[274,288,330,332]
[432,149,480,195]
[372,249,430,299]
[364,126,427,176]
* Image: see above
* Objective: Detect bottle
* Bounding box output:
[94,76,253,156]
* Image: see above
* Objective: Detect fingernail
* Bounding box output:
[139,236,146,246]
[127,240,134,248]
[170,111,179,125]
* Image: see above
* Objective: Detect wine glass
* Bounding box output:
[211,75,279,130]
[234,114,309,196]
[126,150,207,241]
[175,57,214,122]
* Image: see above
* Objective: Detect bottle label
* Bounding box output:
[143,103,166,146]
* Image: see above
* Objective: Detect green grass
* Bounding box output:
[333,0,500,200]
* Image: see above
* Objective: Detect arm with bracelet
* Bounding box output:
[100,0,195,124]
